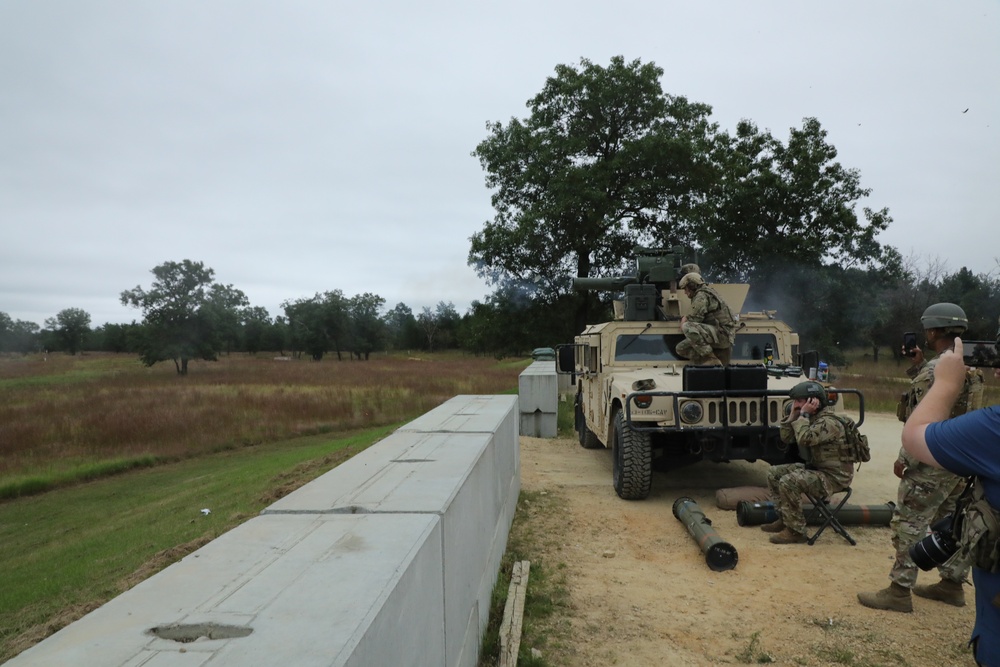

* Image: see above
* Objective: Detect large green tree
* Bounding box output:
[417,302,460,351]
[470,56,719,328]
[0,312,13,353]
[240,306,273,355]
[383,303,422,351]
[471,57,900,338]
[282,291,350,361]
[0,312,41,354]
[120,260,248,374]
[349,293,386,360]
[700,118,896,282]
[44,307,92,355]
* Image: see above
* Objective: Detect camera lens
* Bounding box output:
[909,531,959,571]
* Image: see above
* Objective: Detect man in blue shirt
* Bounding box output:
[901,338,1000,666]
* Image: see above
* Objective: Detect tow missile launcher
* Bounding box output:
[557,247,866,501]
[672,497,738,571]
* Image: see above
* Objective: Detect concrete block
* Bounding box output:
[397,394,519,529]
[10,395,521,667]
[263,423,515,667]
[6,514,445,667]
[517,362,558,413]
[519,410,557,438]
[398,394,518,435]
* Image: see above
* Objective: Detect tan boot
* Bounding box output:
[857,582,913,613]
[912,578,966,607]
[769,528,808,544]
[760,519,786,533]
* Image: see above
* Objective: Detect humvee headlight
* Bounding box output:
[633,394,653,409]
[679,401,703,424]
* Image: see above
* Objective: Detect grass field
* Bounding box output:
[0,351,524,499]
[834,350,1000,414]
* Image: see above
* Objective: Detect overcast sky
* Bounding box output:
[2,1,998,327]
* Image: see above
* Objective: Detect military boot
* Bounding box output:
[857,582,913,613]
[912,578,966,607]
[769,528,808,544]
[760,519,786,533]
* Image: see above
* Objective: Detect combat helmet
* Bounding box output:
[679,272,705,290]
[920,303,968,333]
[678,263,701,278]
[788,380,828,406]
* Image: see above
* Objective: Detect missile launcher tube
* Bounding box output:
[672,497,739,572]
[736,500,896,527]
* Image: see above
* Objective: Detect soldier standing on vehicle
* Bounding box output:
[858,303,983,613]
[676,272,736,366]
[761,381,856,544]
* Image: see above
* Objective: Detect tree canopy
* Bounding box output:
[701,118,899,282]
[470,56,718,301]
[120,260,249,374]
[469,56,899,330]
[282,291,350,361]
[44,308,92,355]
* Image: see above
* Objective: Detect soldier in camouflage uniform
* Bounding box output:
[761,381,856,544]
[676,272,736,366]
[858,303,984,613]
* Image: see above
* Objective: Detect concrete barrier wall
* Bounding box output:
[518,360,558,438]
[7,394,519,667]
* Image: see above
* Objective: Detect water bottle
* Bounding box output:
[817,361,828,382]
[764,342,773,366]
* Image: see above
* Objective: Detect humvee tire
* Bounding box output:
[576,397,602,449]
[612,409,652,500]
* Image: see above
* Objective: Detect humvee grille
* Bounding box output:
[706,399,780,426]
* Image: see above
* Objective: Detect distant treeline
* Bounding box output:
[2,258,998,368]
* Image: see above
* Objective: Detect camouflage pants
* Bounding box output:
[766,464,842,535]
[889,461,970,587]
[677,322,727,364]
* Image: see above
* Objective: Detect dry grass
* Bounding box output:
[0,351,526,492]
[832,351,1000,415]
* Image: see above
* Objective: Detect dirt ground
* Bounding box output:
[517,411,978,667]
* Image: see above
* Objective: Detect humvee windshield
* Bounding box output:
[614,333,781,363]
[733,333,782,362]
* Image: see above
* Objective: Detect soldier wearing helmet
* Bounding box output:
[761,381,856,544]
[858,302,984,613]
[676,272,736,366]
[678,262,701,278]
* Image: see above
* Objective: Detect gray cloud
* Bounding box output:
[2,0,998,326]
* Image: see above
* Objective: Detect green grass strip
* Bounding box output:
[0,423,397,662]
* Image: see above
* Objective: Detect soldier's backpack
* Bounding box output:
[833,414,871,465]
[955,478,1000,573]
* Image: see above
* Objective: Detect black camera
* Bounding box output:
[902,332,918,358]
[909,516,959,570]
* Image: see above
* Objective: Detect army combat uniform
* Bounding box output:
[888,357,984,589]
[766,408,854,535]
[676,284,736,365]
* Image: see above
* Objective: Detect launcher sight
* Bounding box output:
[572,246,687,321]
